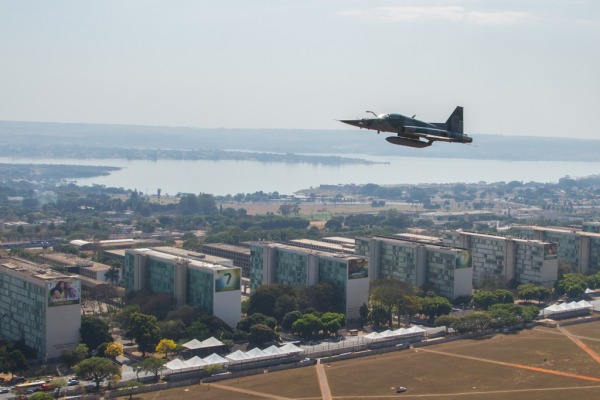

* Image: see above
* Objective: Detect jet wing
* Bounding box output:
[401,126,453,142]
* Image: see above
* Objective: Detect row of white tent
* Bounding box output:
[542,300,594,317]
[182,337,225,350]
[363,326,426,341]
[166,343,305,372]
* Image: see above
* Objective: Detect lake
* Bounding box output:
[2,156,599,196]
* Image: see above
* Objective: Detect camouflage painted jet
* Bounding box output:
[339,106,472,148]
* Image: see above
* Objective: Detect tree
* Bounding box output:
[398,295,422,323]
[104,342,124,359]
[237,313,277,333]
[126,313,161,357]
[518,284,550,303]
[434,315,459,333]
[104,265,120,284]
[369,305,389,330]
[420,296,452,320]
[472,291,499,310]
[555,273,587,298]
[273,294,297,323]
[292,314,323,340]
[120,381,144,400]
[158,319,185,341]
[246,285,284,317]
[370,280,415,327]
[60,344,88,368]
[155,339,177,359]
[281,311,303,331]
[453,312,492,334]
[248,324,278,347]
[80,316,113,350]
[184,321,210,340]
[320,312,346,336]
[74,357,121,390]
[29,393,53,400]
[135,357,166,382]
[3,350,29,378]
[494,289,514,304]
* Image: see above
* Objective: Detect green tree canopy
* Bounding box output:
[472,291,499,310]
[135,357,166,382]
[281,311,303,331]
[126,313,161,357]
[80,316,113,350]
[517,284,551,303]
[74,356,121,389]
[292,314,323,340]
[248,324,279,347]
[555,273,587,298]
[420,296,452,320]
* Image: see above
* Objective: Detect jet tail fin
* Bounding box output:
[446,106,463,134]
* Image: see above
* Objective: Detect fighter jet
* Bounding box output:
[339,106,472,148]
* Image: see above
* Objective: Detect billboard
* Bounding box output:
[215,268,241,292]
[544,243,558,260]
[47,279,81,307]
[348,258,368,280]
[455,250,472,269]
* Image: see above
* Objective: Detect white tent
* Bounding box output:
[200,337,224,348]
[185,356,209,369]
[203,353,229,366]
[166,358,188,371]
[225,350,251,362]
[364,331,384,340]
[379,329,398,338]
[245,347,268,360]
[182,339,203,350]
[543,300,593,317]
[263,345,286,356]
[279,343,304,354]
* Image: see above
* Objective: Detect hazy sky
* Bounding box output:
[1,0,598,138]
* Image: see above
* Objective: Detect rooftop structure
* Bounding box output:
[249,242,369,318]
[442,230,558,287]
[125,248,241,328]
[511,225,600,274]
[356,235,472,299]
[0,256,81,359]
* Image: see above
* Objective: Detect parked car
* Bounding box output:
[396,386,407,393]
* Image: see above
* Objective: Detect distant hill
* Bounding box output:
[1,120,599,162]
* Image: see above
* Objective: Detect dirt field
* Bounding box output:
[219,201,414,217]
[133,322,600,400]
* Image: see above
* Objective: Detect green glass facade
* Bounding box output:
[426,250,457,298]
[0,274,46,357]
[249,245,264,291]
[319,258,348,310]
[275,251,308,287]
[187,268,213,314]
[147,259,174,295]
[124,253,135,289]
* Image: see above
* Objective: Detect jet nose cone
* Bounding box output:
[339,119,367,128]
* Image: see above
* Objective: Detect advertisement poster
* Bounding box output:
[455,250,472,269]
[47,279,81,307]
[215,268,241,292]
[544,243,558,260]
[348,258,369,279]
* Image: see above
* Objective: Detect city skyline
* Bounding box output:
[1,0,598,138]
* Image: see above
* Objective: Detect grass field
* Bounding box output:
[134,321,600,400]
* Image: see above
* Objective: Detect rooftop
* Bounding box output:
[127,248,237,272]
[0,255,77,282]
